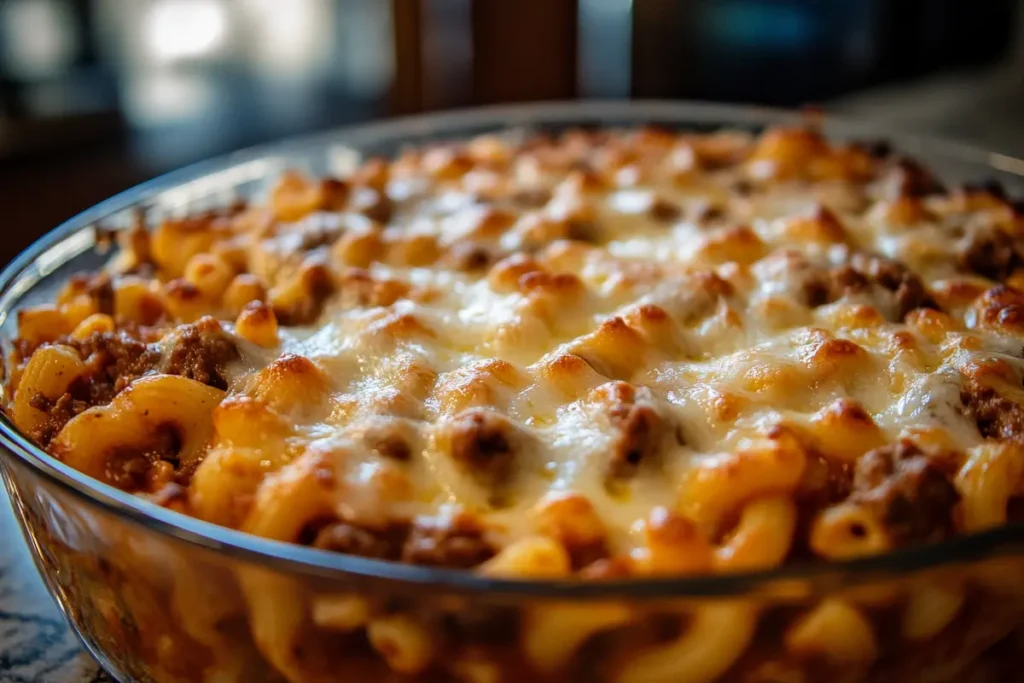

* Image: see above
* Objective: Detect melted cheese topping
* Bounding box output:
[13,125,1024,573]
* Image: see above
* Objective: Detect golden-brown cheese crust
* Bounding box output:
[9,125,1024,579]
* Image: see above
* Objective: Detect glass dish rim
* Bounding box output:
[3,99,1024,600]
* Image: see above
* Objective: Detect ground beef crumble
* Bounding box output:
[158,317,239,389]
[960,379,1024,442]
[607,402,666,480]
[309,520,407,560]
[67,272,116,316]
[848,440,961,546]
[801,252,939,320]
[103,423,183,491]
[19,317,238,447]
[302,512,497,570]
[401,514,496,568]
[959,228,1024,282]
[28,391,89,446]
[69,329,162,400]
[447,409,520,487]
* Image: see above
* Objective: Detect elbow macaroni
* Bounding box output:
[617,603,758,683]
[7,124,1024,681]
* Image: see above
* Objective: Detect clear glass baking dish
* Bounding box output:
[2,101,1024,683]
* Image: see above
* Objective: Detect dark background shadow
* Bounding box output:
[2,0,1023,265]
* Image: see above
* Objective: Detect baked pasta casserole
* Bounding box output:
[7,124,1024,682]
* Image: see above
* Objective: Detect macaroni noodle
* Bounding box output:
[8,125,1024,681]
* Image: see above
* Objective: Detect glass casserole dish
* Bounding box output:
[2,101,1024,683]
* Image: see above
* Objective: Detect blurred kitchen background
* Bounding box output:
[1,0,1023,265]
